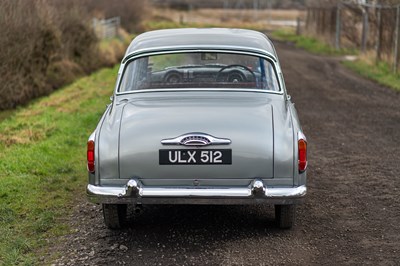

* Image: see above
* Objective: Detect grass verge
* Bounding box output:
[343,60,400,91]
[0,65,117,265]
[271,28,354,56]
[272,28,400,91]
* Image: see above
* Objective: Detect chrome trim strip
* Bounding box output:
[161,132,231,146]
[298,131,307,142]
[116,88,284,96]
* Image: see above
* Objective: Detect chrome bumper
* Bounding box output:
[87,179,306,205]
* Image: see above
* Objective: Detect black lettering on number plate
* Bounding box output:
[159,149,232,165]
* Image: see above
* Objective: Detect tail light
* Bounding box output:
[87,140,95,173]
[298,132,307,173]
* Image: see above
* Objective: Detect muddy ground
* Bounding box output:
[49,40,400,265]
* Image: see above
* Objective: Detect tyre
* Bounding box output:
[102,204,127,229]
[275,204,296,229]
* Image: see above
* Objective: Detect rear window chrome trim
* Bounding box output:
[116,88,284,96]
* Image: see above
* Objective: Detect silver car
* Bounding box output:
[86,28,307,229]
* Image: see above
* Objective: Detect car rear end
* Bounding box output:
[87,91,307,229]
[86,28,307,229]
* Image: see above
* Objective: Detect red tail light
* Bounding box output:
[87,140,95,173]
[298,135,307,173]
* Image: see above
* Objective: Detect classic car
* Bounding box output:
[86,28,307,229]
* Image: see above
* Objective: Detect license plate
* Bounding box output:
[159,149,232,165]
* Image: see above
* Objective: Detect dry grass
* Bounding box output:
[150,7,305,29]
[0,0,98,110]
[99,29,133,66]
[0,0,145,111]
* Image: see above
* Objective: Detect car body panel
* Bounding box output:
[119,91,274,180]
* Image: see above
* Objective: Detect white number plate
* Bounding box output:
[159,149,232,165]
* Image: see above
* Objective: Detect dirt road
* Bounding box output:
[50,41,400,265]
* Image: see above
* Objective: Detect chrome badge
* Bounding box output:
[161,132,231,146]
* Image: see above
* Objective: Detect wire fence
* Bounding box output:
[305,2,400,73]
[92,17,120,39]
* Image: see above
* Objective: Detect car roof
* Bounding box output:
[124,28,277,59]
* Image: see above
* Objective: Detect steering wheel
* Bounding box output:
[215,64,256,83]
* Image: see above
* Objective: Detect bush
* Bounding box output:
[0,0,98,109]
[0,1,55,109]
[0,0,146,110]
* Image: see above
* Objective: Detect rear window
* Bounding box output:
[118,52,280,92]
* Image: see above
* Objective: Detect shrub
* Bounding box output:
[0,0,98,110]
[0,0,146,110]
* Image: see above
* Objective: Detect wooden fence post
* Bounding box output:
[376,7,382,64]
[394,6,400,73]
[335,4,341,50]
[296,17,301,35]
[319,9,324,34]
[361,6,369,53]
[253,0,259,20]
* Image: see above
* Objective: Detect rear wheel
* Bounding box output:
[102,204,127,229]
[275,204,296,229]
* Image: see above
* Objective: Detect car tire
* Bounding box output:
[102,204,127,229]
[275,204,296,229]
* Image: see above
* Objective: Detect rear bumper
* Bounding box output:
[87,179,306,205]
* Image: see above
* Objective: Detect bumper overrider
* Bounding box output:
[87,179,306,205]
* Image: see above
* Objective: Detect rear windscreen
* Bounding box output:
[119,52,280,92]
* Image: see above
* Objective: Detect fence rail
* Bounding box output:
[92,17,120,39]
[305,2,400,73]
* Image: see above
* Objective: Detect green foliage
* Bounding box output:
[0,65,118,264]
[271,29,400,91]
[343,60,400,91]
[150,54,189,71]
[271,29,355,56]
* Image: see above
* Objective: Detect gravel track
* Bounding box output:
[50,40,400,266]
